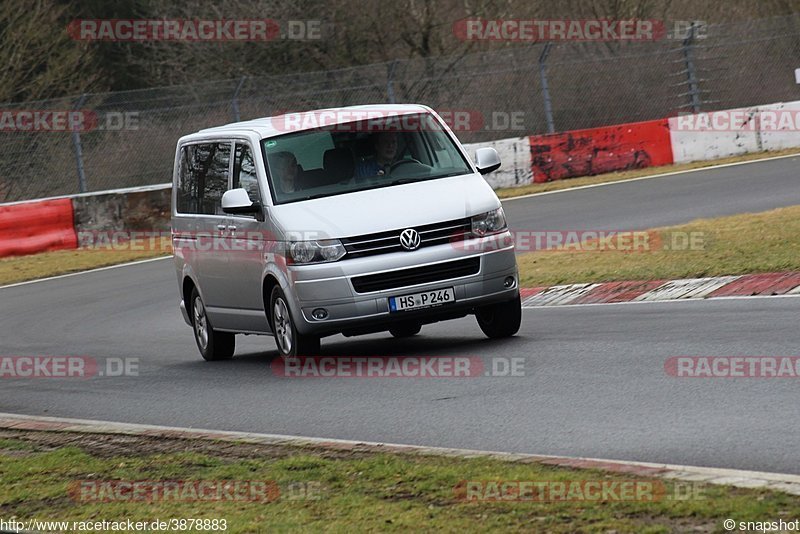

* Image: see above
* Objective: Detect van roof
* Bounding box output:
[194,104,432,139]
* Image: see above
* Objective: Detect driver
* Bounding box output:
[355,131,398,178]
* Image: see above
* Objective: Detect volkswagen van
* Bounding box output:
[172,104,521,359]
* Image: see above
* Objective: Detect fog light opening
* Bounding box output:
[503,276,516,289]
[311,308,329,320]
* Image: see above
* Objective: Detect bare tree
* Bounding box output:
[0,0,99,103]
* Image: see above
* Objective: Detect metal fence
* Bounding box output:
[2,15,799,202]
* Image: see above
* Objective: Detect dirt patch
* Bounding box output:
[0,428,371,461]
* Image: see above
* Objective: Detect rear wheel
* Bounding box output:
[389,323,422,338]
[270,286,320,357]
[476,295,522,339]
[190,288,235,361]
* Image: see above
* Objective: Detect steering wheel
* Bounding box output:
[389,158,423,172]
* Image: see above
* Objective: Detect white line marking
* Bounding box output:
[1,412,798,486]
[501,152,800,203]
[0,256,171,290]
[523,293,800,309]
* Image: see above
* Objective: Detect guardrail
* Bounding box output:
[0,199,77,257]
[465,98,800,185]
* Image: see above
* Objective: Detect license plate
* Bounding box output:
[389,287,456,312]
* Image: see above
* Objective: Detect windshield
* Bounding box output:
[261,112,472,205]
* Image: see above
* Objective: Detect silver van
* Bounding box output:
[172,104,521,360]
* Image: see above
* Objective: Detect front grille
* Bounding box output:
[341,218,471,259]
[351,257,480,293]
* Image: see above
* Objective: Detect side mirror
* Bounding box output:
[222,188,261,215]
[474,147,501,175]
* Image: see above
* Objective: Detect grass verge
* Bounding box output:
[517,205,800,287]
[1,429,798,533]
[0,246,170,286]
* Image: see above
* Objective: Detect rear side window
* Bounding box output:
[176,142,232,215]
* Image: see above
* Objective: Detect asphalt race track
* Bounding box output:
[503,154,800,233]
[2,156,800,474]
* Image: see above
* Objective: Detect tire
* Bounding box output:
[270,286,320,357]
[389,323,422,338]
[190,288,235,361]
[476,295,522,339]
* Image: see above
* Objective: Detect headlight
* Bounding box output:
[471,207,507,237]
[287,239,346,264]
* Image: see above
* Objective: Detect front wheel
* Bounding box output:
[476,295,522,339]
[270,286,320,357]
[190,288,235,361]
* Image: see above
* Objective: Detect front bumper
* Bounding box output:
[287,235,518,336]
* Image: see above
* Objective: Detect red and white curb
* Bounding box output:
[521,271,800,307]
[1,412,799,496]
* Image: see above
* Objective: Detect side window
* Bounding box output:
[176,142,231,215]
[176,147,197,214]
[233,143,261,205]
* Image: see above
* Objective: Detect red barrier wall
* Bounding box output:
[529,119,673,183]
[0,199,78,258]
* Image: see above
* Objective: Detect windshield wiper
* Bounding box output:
[431,172,468,179]
[296,192,333,201]
[388,178,420,186]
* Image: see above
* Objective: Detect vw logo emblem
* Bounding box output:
[399,228,421,251]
